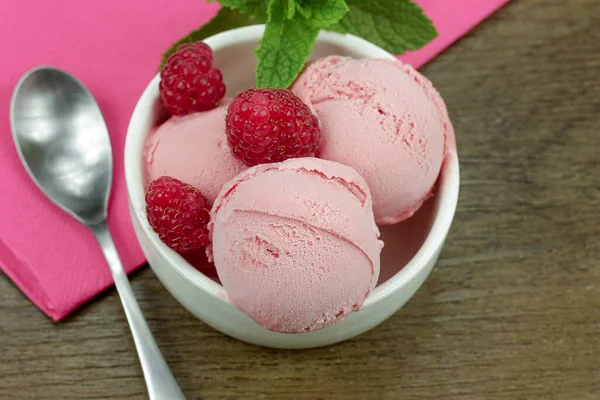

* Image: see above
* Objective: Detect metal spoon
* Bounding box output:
[10,66,186,400]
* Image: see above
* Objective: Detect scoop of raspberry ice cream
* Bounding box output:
[144,99,247,204]
[208,158,383,333]
[292,56,453,225]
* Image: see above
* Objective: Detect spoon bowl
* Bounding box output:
[11,67,111,225]
[10,66,186,399]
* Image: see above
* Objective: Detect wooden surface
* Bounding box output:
[2,1,600,399]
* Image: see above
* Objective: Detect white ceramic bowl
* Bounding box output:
[125,25,459,349]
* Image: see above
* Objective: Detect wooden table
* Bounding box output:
[2,1,599,399]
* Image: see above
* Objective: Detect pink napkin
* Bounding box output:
[0,0,509,321]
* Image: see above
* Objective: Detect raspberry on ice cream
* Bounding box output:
[225,89,321,166]
[146,176,211,254]
[208,158,383,333]
[179,42,213,61]
[160,42,226,115]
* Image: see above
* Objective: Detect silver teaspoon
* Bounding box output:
[10,66,186,400]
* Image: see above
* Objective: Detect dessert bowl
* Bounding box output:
[124,25,459,349]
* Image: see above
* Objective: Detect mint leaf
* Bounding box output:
[206,0,268,17]
[287,0,296,19]
[327,0,437,54]
[160,8,266,69]
[255,0,319,88]
[296,0,349,28]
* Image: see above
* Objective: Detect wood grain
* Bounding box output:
[2,0,600,398]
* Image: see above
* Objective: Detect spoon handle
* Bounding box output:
[90,221,187,400]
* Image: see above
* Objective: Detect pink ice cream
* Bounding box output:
[144,99,246,203]
[292,56,453,224]
[208,158,383,333]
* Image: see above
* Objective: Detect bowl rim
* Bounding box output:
[124,24,460,309]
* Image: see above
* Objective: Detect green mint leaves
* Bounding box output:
[328,0,437,54]
[296,0,349,28]
[254,0,350,88]
[287,0,297,19]
[162,0,437,88]
[255,0,320,88]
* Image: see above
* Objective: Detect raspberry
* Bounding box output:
[145,176,211,253]
[177,42,213,61]
[225,89,321,166]
[160,42,226,115]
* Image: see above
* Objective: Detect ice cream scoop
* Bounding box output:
[144,99,246,203]
[208,158,383,333]
[292,56,453,224]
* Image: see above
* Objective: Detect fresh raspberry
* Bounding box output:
[160,42,226,115]
[177,42,213,61]
[225,89,321,166]
[145,176,211,253]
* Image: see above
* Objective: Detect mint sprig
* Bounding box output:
[255,0,320,88]
[162,0,437,88]
[327,0,437,54]
[286,0,296,19]
[296,0,349,28]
